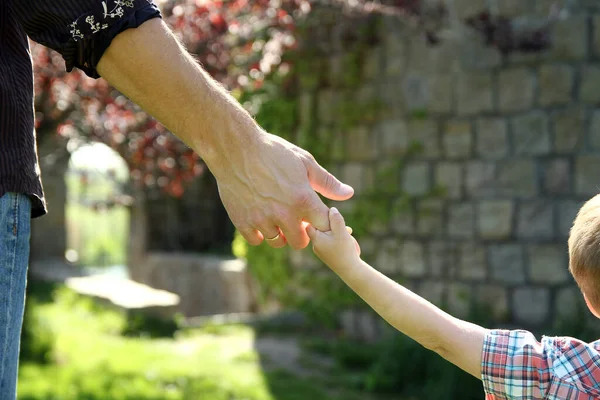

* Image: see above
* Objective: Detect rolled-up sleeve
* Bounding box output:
[10,0,161,78]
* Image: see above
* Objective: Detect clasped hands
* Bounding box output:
[211,131,360,260]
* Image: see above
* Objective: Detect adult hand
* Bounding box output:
[96,19,353,249]
[210,131,354,250]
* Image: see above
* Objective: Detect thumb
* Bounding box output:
[329,207,346,235]
[305,224,318,241]
[305,158,354,201]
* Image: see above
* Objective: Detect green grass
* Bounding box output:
[18,283,376,400]
[66,202,129,266]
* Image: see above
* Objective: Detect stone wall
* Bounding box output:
[287,0,600,335]
[30,135,69,264]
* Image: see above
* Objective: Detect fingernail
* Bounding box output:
[331,207,339,214]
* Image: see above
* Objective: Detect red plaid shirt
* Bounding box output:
[482,330,600,399]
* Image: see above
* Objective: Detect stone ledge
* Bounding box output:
[129,252,256,318]
[65,275,180,310]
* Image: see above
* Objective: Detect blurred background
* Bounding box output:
[21,0,600,399]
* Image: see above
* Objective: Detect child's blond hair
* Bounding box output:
[569,195,600,308]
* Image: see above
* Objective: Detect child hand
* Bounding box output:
[306,207,361,271]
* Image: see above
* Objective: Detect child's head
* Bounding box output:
[569,194,600,315]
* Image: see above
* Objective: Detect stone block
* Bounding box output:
[418,281,446,307]
[341,163,365,195]
[507,52,539,66]
[384,36,407,76]
[457,38,502,70]
[538,64,574,106]
[513,287,550,326]
[517,201,555,239]
[379,77,408,112]
[416,199,444,236]
[379,119,409,155]
[339,309,357,338]
[556,286,584,320]
[402,162,431,196]
[434,162,463,199]
[407,36,430,72]
[558,200,584,238]
[542,158,571,194]
[452,0,487,19]
[427,42,459,73]
[408,120,440,159]
[392,199,415,235]
[579,65,600,104]
[475,285,509,322]
[428,75,453,114]
[329,55,345,87]
[363,46,383,81]
[362,164,376,194]
[403,74,429,112]
[447,283,472,319]
[590,110,600,150]
[511,111,551,156]
[401,241,426,278]
[447,203,475,238]
[443,120,473,159]
[489,245,526,284]
[331,132,345,161]
[357,237,377,262]
[429,241,456,278]
[553,107,586,153]
[458,242,486,280]
[528,244,569,285]
[142,254,254,317]
[498,68,535,112]
[299,92,314,128]
[456,72,494,116]
[575,156,600,195]
[375,239,399,274]
[355,84,377,106]
[476,118,509,160]
[408,36,453,73]
[594,15,600,58]
[465,161,496,197]
[318,89,336,124]
[354,311,380,343]
[547,16,588,61]
[497,160,537,197]
[346,126,377,161]
[532,0,558,16]
[478,201,514,239]
[289,248,320,270]
[496,0,530,16]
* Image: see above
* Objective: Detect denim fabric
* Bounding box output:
[0,193,31,400]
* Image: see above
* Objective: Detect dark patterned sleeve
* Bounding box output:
[10,0,161,78]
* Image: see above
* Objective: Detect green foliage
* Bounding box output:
[18,281,378,400]
[233,40,447,324]
[65,200,129,267]
[364,333,483,399]
[121,311,180,339]
[19,281,57,364]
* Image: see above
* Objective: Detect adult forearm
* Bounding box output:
[96,18,258,174]
[335,260,486,378]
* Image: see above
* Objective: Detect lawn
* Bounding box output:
[18,282,381,400]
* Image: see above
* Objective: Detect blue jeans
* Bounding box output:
[0,193,31,400]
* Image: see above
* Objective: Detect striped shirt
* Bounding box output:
[0,0,160,217]
[482,329,600,399]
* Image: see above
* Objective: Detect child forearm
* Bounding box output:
[333,259,487,378]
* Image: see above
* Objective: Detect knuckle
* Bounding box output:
[292,190,314,208]
[303,151,316,163]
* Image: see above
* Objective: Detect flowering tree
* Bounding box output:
[32,0,562,199]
